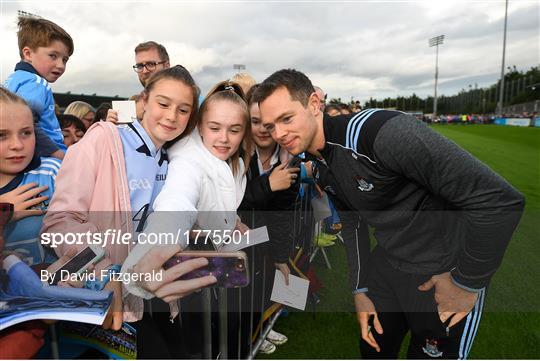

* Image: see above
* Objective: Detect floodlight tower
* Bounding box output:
[497,0,509,115]
[429,35,445,119]
[17,10,41,18]
[233,64,246,73]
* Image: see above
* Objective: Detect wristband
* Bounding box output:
[84,264,121,291]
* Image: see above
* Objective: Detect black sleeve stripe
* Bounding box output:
[345,109,381,150]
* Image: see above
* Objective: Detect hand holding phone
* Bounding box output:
[129,244,217,303]
[163,251,249,288]
[48,245,105,285]
[112,101,137,124]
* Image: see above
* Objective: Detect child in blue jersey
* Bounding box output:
[3,16,74,160]
[0,87,60,267]
[42,66,216,332]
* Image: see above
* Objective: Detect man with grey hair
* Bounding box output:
[314,85,326,112]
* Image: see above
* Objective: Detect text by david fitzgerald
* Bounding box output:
[42,269,163,285]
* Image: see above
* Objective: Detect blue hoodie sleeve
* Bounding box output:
[8,74,66,152]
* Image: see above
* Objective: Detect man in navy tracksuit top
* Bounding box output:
[253,69,524,359]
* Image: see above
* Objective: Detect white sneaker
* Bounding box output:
[259,339,276,354]
[266,329,288,346]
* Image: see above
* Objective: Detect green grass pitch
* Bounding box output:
[258,124,540,359]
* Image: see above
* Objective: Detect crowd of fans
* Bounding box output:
[0,15,343,359]
[0,14,531,360]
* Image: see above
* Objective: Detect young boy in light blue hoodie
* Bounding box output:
[4,15,74,160]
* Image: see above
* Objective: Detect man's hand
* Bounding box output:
[102,280,123,331]
[275,262,290,286]
[354,292,383,353]
[418,271,478,328]
[0,183,49,221]
[134,244,217,303]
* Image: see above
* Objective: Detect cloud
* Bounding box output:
[1,0,537,102]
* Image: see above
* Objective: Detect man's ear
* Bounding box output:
[308,91,321,116]
[21,46,34,62]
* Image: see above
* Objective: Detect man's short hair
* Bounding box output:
[253,69,314,107]
[17,16,74,58]
[134,41,169,63]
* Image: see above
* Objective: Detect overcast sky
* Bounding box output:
[1,0,538,103]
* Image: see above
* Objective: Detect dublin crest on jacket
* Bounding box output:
[422,339,443,358]
[355,176,374,192]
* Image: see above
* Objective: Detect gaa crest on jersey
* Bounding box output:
[422,338,443,358]
[355,176,374,192]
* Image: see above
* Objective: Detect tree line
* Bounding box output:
[330,66,539,114]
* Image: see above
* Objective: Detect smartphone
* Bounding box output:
[286,156,302,169]
[163,251,250,288]
[49,245,105,285]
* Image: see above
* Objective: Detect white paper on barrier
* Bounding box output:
[219,226,269,252]
[311,192,332,221]
[270,270,310,311]
[112,100,137,124]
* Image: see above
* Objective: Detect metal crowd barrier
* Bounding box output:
[44,185,319,359]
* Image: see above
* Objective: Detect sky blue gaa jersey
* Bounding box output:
[117,121,168,233]
[3,157,61,266]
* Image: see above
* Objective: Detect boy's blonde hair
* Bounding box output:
[64,101,95,120]
[17,16,74,58]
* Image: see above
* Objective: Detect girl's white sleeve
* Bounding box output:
[121,158,201,299]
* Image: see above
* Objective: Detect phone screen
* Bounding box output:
[50,247,98,285]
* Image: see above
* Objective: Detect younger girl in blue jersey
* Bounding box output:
[42,66,215,332]
[0,87,60,267]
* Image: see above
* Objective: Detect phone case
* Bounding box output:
[49,246,105,285]
[163,251,250,288]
